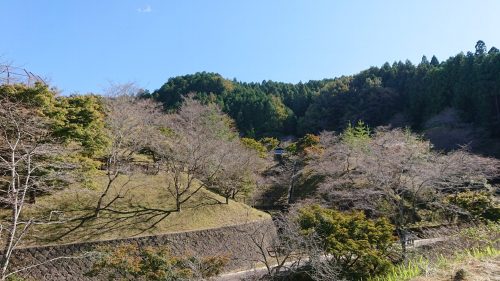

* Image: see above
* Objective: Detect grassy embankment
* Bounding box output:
[372,246,499,281]
[370,224,500,281]
[3,172,269,246]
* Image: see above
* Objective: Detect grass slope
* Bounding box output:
[12,172,269,246]
[411,253,500,281]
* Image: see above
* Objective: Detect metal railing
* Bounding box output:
[0,64,46,86]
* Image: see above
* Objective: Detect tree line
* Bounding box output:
[148,40,500,138]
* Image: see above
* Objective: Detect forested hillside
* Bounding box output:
[1,41,499,281]
[150,40,500,140]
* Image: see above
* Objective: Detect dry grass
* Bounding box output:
[4,172,269,246]
[411,255,500,281]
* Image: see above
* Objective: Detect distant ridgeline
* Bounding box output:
[147,41,500,138]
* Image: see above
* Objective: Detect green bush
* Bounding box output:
[341,120,370,148]
[448,191,500,222]
[260,137,280,151]
[241,137,268,158]
[297,205,395,280]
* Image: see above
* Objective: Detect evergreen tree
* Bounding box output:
[430,55,440,66]
[475,40,487,55]
[488,46,500,54]
[420,55,430,66]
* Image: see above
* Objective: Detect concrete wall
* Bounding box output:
[10,219,276,281]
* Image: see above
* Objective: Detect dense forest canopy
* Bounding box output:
[150,41,500,139]
[147,72,331,137]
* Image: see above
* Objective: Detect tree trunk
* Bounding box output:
[152,152,160,175]
[495,94,500,124]
[1,204,17,281]
[397,228,407,261]
[1,153,18,279]
[176,197,181,212]
[28,188,36,204]
[287,160,297,204]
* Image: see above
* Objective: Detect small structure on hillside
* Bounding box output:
[274,147,286,156]
[404,232,417,247]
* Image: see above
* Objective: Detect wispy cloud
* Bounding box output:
[137,5,152,13]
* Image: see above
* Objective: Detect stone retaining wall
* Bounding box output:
[9,219,276,281]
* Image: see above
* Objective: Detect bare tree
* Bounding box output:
[0,98,71,280]
[59,94,264,238]
[308,128,499,259]
[247,212,342,281]
[0,64,46,86]
[57,85,166,239]
[94,88,163,217]
[153,97,260,210]
[205,139,263,204]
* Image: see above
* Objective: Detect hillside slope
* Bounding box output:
[6,172,269,246]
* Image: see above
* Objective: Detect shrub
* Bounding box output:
[297,205,395,280]
[260,137,280,151]
[241,137,268,158]
[448,191,500,222]
[341,120,370,148]
[86,243,229,280]
[296,134,320,153]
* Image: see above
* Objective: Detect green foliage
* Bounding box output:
[152,72,331,137]
[297,205,395,280]
[5,274,26,281]
[295,133,321,155]
[241,137,268,158]
[489,46,500,54]
[368,257,428,281]
[298,41,500,137]
[0,84,108,192]
[285,143,297,154]
[296,134,319,150]
[299,74,402,134]
[152,72,232,110]
[260,137,279,151]
[341,120,371,148]
[0,83,108,156]
[297,77,352,134]
[66,154,102,189]
[475,40,487,56]
[53,94,109,156]
[370,245,500,281]
[86,243,229,281]
[279,134,321,156]
[459,222,500,247]
[0,82,57,112]
[448,191,500,222]
[430,55,440,66]
[222,85,296,137]
[145,41,500,138]
[458,246,500,260]
[201,103,239,141]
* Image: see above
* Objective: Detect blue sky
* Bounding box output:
[1,0,499,94]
